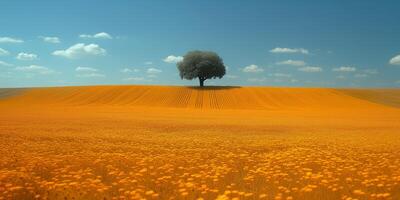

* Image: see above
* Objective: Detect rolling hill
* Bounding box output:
[0,85,399,111]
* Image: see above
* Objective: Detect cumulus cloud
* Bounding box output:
[242,64,264,73]
[163,55,183,63]
[75,66,98,72]
[79,32,112,39]
[0,61,13,67]
[15,65,56,74]
[332,66,357,72]
[16,52,38,60]
[40,36,60,43]
[52,43,106,58]
[276,60,305,66]
[147,68,162,74]
[0,48,9,56]
[270,47,309,54]
[0,37,23,43]
[389,54,400,65]
[298,66,322,72]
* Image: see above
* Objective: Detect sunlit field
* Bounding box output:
[0,86,399,200]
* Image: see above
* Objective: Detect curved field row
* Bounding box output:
[0,85,399,110]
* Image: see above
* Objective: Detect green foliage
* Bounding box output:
[177,51,226,86]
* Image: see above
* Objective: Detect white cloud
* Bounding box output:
[147,68,162,74]
[120,68,132,73]
[276,60,305,66]
[52,43,106,59]
[144,61,153,65]
[298,66,322,72]
[242,64,264,73]
[79,32,112,39]
[336,75,346,79]
[389,54,400,65]
[16,52,38,60]
[354,73,368,78]
[75,66,98,72]
[270,47,309,54]
[0,48,9,56]
[163,55,183,63]
[247,77,266,82]
[363,69,378,74]
[40,36,60,43]
[0,61,13,67]
[15,65,55,74]
[332,66,357,72]
[147,74,157,78]
[225,75,238,79]
[0,37,23,43]
[271,73,292,78]
[123,77,145,81]
[76,73,105,78]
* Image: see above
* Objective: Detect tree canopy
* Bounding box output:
[177,51,226,87]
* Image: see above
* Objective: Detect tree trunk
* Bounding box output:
[199,78,205,87]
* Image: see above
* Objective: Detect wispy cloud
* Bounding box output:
[242,64,264,73]
[298,66,322,72]
[16,52,38,61]
[276,60,305,66]
[389,54,400,65]
[336,75,346,79]
[75,66,104,78]
[79,32,112,39]
[123,77,145,81]
[76,73,105,78]
[121,68,132,73]
[354,73,368,78]
[163,55,183,63]
[15,65,56,75]
[332,66,356,72]
[270,47,309,54]
[247,77,266,82]
[271,73,292,78]
[0,48,10,56]
[363,69,378,74]
[52,43,106,59]
[39,36,60,43]
[225,75,238,79]
[75,66,98,72]
[144,61,153,65]
[0,61,13,67]
[0,37,23,43]
[147,68,162,74]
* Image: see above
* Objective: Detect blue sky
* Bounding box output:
[0,0,399,88]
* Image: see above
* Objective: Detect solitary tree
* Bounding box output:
[177,50,226,87]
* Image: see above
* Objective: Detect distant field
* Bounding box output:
[0,86,399,200]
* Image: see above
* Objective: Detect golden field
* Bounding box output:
[0,85,399,200]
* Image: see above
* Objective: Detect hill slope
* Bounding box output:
[1,85,399,111]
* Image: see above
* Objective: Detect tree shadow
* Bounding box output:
[186,86,241,90]
[0,88,27,99]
